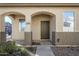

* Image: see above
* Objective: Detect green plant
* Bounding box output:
[20,47,29,56]
[5,41,17,54]
[0,41,29,56]
[0,42,7,53]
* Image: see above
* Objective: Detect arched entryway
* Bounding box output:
[1,12,26,43]
[31,11,56,45]
[4,16,12,41]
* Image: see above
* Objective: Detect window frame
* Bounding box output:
[19,19,26,32]
[63,11,75,32]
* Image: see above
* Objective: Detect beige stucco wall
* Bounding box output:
[12,16,25,40]
[0,6,79,45]
[0,17,1,32]
[50,16,56,42]
[0,15,5,32]
[0,7,79,32]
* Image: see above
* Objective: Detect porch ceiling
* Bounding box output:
[0,3,79,7]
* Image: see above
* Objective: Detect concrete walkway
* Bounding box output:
[35,45,55,56]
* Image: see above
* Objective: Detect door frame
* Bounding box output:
[40,21,50,39]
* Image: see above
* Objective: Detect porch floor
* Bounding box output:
[40,39,52,45]
[32,39,52,45]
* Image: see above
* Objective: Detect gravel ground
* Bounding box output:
[51,47,79,56]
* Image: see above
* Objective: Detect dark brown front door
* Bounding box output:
[41,21,50,39]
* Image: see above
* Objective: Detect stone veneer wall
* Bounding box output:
[55,32,79,45]
[52,32,56,45]
[0,32,6,42]
[24,32,32,45]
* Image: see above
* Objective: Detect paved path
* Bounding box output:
[35,45,55,56]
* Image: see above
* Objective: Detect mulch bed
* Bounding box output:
[51,47,79,56]
[26,47,37,54]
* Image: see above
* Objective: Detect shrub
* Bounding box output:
[0,41,29,56]
[5,41,17,54]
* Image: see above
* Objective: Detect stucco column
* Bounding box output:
[55,12,63,45]
[0,15,6,42]
[25,15,32,45]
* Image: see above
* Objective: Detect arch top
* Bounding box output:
[31,11,55,17]
[1,11,25,16]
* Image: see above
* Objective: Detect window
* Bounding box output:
[19,19,26,32]
[63,11,75,32]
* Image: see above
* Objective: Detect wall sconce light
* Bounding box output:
[26,22,30,24]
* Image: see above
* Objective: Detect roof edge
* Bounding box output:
[0,3,79,7]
